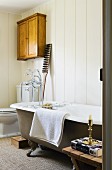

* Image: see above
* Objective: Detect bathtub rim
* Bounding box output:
[10,102,102,125]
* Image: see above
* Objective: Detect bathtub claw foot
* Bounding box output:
[26,149,33,157]
[27,139,38,157]
[38,144,49,151]
[72,165,76,170]
[28,139,38,150]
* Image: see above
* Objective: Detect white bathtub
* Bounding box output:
[59,103,102,125]
[10,102,102,125]
[10,102,102,152]
[0,108,20,138]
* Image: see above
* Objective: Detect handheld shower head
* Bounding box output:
[42,44,52,100]
[42,44,52,74]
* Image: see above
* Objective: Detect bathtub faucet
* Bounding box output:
[33,69,43,105]
[26,69,43,105]
[32,79,43,105]
[33,69,42,83]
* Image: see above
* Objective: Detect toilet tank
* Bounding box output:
[16,84,39,102]
[21,85,32,102]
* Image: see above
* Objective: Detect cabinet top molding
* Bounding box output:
[17,13,46,24]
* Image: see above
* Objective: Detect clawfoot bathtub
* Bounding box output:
[11,102,102,153]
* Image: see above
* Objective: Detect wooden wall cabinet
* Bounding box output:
[17,13,46,60]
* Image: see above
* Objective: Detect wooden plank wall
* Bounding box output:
[0,13,22,107]
[21,0,102,106]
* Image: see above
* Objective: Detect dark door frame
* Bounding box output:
[103,0,112,169]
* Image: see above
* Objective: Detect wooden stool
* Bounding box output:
[11,136,29,149]
[63,146,102,170]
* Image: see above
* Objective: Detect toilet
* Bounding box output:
[0,108,20,138]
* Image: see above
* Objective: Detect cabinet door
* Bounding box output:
[38,15,46,56]
[17,21,28,59]
[27,16,37,58]
[17,13,46,60]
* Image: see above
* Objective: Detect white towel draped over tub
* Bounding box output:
[29,108,69,147]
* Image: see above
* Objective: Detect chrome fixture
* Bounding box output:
[25,68,43,105]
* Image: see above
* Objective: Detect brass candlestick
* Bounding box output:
[88,115,93,145]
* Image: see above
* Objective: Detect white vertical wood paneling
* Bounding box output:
[100,0,103,104]
[0,13,9,107]
[44,0,56,101]
[21,61,28,82]
[21,0,102,106]
[8,14,22,105]
[65,0,76,102]
[87,0,101,105]
[75,0,87,104]
[0,12,22,107]
[55,0,65,101]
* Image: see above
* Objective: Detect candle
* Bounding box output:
[89,114,92,120]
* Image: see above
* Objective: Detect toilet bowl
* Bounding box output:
[0,108,20,138]
[0,108,18,124]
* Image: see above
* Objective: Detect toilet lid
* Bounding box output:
[0,108,16,113]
